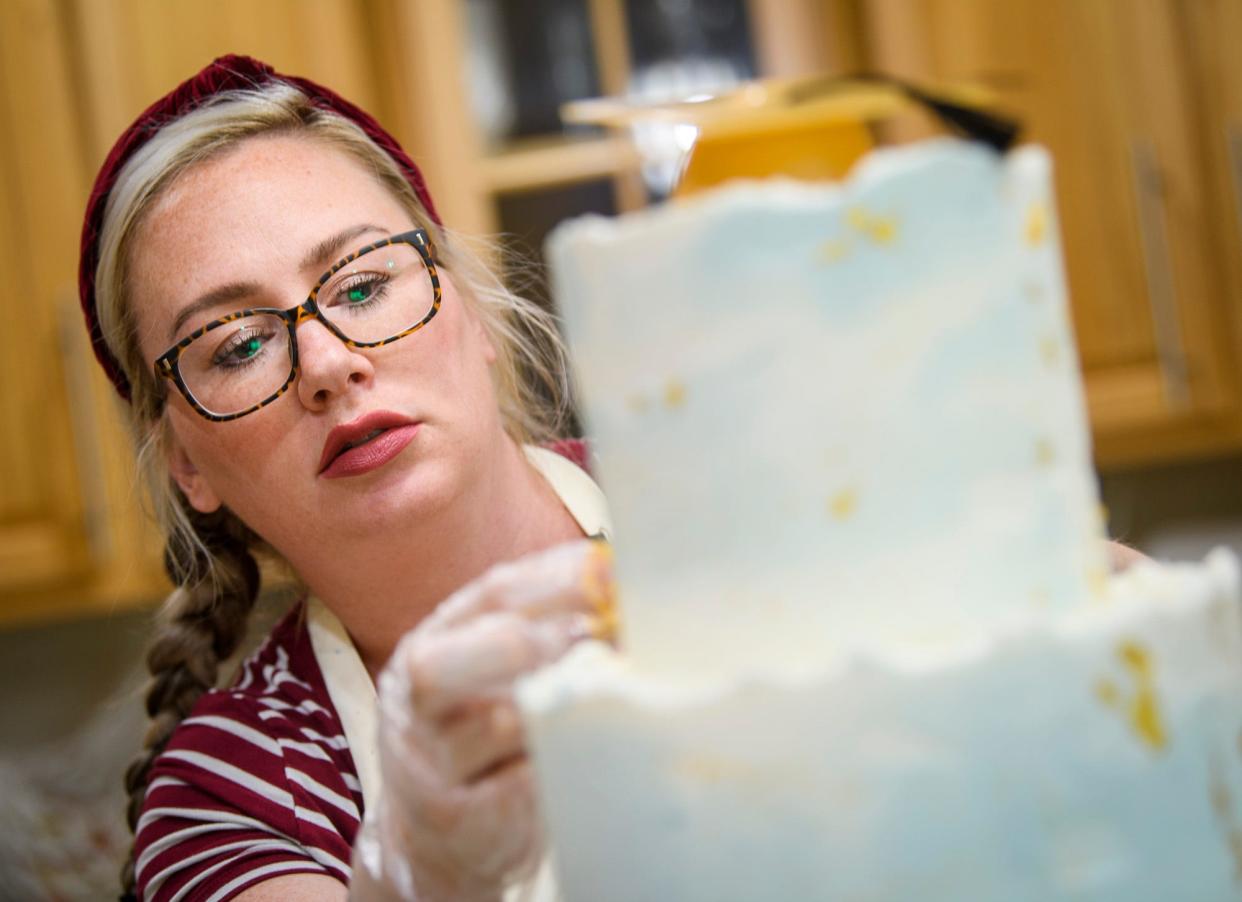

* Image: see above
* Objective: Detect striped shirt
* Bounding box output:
[132,440,604,901]
[133,603,363,900]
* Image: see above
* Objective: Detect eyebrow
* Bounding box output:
[167,223,389,341]
[299,223,388,272]
[168,281,262,341]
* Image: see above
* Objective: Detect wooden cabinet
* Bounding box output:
[72,0,383,168]
[1,0,392,626]
[860,0,1242,468]
[0,0,173,625]
[1176,0,1242,459]
[3,0,840,625]
[7,0,1237,625]
[0,0,95,600]
[369,0,854,266]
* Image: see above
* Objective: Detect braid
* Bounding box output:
[119,506,261,899]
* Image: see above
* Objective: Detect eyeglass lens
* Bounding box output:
[176,242,434,416]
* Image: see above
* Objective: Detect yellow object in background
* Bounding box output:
[562,75,1011,197]
[677,118,873,195]
[672,80,904,195]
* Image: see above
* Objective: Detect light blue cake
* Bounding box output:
[518,140,1242,901]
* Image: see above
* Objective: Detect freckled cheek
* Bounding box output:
[371,305,480,387]
[178,409,309,491]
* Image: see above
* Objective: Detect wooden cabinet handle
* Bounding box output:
[1228,124,1242,255]
[56,289,112,565]
[1129,138,1191,409]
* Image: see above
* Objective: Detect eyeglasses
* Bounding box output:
[154,228,441,422]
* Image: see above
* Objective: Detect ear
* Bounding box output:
[167,437,223,514]
[478,320,498,365]
[468,303,498,365]
[440,270,498,364]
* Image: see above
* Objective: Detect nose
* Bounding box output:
[293,319,374,411]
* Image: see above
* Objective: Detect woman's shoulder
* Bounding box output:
[147,599,363,835]
[135,603,363,898]
[176,600,349,752]
[543,436,590,472]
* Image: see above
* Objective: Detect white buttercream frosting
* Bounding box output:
[520,550,1242,901]
[548,140,1106,681]
[522,139,1242,900]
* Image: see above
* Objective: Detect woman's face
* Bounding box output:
[130,134,503,553]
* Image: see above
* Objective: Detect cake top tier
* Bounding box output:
[549,140,1107,680]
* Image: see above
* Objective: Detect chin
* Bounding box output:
[339,447,461,523]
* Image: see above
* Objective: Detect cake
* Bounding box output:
[516,139,1242,901]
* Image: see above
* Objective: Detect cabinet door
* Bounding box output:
[71,0,382,166]
[1181,0,1242,416]
[2,0,391,623]
[862,0,1240,466]
[1091,0,1239,462]
[0,0,93,594]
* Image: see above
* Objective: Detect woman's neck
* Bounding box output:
[302,434,584,681]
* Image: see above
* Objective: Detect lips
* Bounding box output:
[319,410,420,475]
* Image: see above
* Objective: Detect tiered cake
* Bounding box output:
[518,140,1242,901]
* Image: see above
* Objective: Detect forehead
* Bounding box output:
[137,134,409,282]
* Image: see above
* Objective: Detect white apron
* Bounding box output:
[307,446,612,901]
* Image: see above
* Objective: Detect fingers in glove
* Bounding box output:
[438,758,543,884]
[426,539,615,633]
[403,610,595,722]
[377,754,542,901]
[430,696,529,784]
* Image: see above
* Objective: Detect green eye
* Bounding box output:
[238,337,262,359]
[348,284,372,303]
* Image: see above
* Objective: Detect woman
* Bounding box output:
[80,55,612,901]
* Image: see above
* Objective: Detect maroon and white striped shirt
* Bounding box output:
[133,603,363,900]
[132,440,605,901]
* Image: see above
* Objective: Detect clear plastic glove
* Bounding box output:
[350,540,615,902]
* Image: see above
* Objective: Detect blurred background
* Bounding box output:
[0,0,1239,896]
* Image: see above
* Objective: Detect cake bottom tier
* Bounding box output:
[519,550,1242,902]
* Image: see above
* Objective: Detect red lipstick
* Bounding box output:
[319,411,420,478]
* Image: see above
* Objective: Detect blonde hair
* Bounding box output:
[96,81,573,896]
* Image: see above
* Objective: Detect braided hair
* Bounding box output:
[118,507,260,898]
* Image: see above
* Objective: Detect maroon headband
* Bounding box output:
[78,54,441,402]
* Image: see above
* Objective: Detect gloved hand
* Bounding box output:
[1105,539,1148,572]
[350,539,616,901]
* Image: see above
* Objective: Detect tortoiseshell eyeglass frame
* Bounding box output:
[154,228,441,423]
